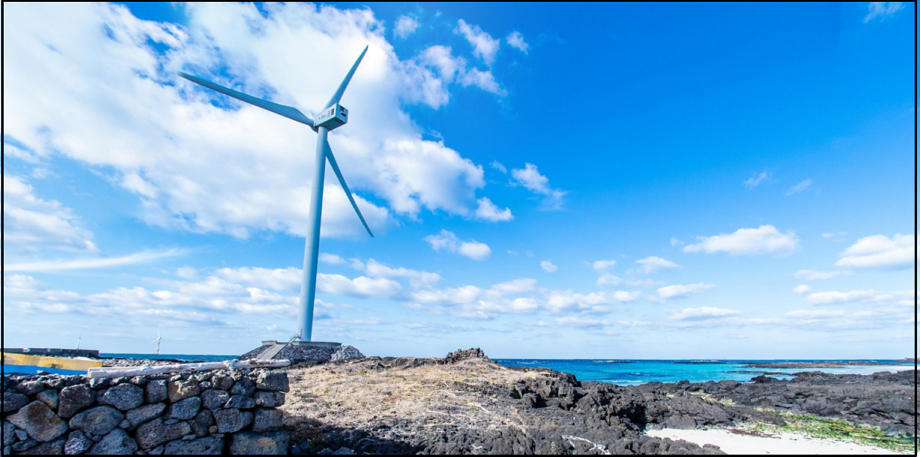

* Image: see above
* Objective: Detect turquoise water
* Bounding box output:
[493,359,913,385]
[4,356,912,385]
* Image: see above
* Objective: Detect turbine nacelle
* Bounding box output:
[313,104,348,131]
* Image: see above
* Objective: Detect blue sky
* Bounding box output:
[3,2,915,358]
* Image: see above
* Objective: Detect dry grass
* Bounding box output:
[280,358,542,437]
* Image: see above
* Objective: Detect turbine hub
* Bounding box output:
[314,104,348,131]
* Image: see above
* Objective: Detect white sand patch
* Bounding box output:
[646,428,905,455]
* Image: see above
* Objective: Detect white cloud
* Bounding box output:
[596,273,622,287]
[835,234,913,270]
[805,290,876,306]
[670,237,684,247]
[793,284,811,294]
[490,278,537,295]
[3,174,97,253]
[318,273,402,298]
[743,171,771,188]
[394,15,419,39]
[864,2,904,23]
[805,289,914,306]
[177,266,198,279]
[474,197,513,222]
[657,283,714,299]
[7,249,184,273]
[551,316,607,329]
[363,259,441,288]
[505,31,529,54]
[510,163,567,210]
[4,3,507,242]
[683,225,799,256]
[785,310,845,319]
[669,307,739,321]
[591,259,617,271]
[540,260,558,272]
[795,269,849,280]
[454,19,500,65]
[491,161,507,173]
[785,179,813,196]
[424,230,491,260]
[635,256,680,274]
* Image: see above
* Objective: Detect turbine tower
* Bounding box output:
[178,46,373,342]
[152,330,163,355]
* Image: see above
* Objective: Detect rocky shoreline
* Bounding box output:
[276,348,916,455]
[5,349,915,454]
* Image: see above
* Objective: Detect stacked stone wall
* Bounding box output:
[1,368,290,455]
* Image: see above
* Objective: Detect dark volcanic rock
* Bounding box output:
[166,397,201,420]
[7,401,68,442]
[2,392,28,413]
[36,390,60,409]
[135,419,192,449]
[200,390,230,411]
[64,430,93,455]
[190,410,214,438]
[98,384,144,411]
[164,436,224,455]
[253,391,285,408]
[225,395,255,410]
[251,408,283,432]
[255,371,289,392]
[58,385,96,418]
[68,406,124,435]
[126,403,166,428]
[86,429,138,455]
[230,431,289,455]
[445,347,489,364]
[17,437,65,455]
[230,378,255,397]
[214,409,252,434]
[167,379,200,403]
[145,380,168,404]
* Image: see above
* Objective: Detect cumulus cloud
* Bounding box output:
[794,269,849,280]
[785,179,813,196]
[4,3,509,242]
[743,171,771,188]
[793,284,811,294]
[454,19,500,65]
[785,310,845,319]
[511,163,567,210]
[670,237,684,247]
[591,259,617,271]
[635,256,680,274]
[491,161,507,173]
[4,174,97,253]
[490,278,537,295]
[363,259,441,288]
[669,307,739,321]
[657,283,714,300]
[804,289,914,307]
[540,260,558,272]
[596,273,622,287]
[474,197,513,222]
[424,229,491,260]
[835,234,913,270]
[506,31,529,54]
[864,2,904,22]
[394,15,419,38]
[683,225,799,256]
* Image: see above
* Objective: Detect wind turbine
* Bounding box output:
[152,330,163,355]
[178,46,373,342]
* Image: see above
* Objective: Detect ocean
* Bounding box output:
[3,354,912,384]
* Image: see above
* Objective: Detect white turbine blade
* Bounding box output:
[178,72,314,126]
[323,138,373,238]
[322,46,368,110]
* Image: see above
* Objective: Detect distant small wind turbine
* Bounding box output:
[76,335,82,350]
[152,330,163,355]
[178,46,373,342]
